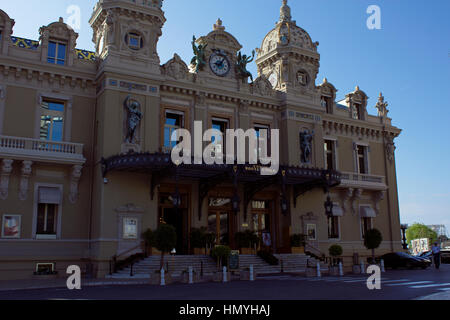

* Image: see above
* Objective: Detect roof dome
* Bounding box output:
[258,0,318,57]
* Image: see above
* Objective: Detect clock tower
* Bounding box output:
[256,0,320,95]
[90,0,166,75]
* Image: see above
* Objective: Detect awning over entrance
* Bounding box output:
[101,152,342,220]
[360,206,377,218]
[331,204,344,217]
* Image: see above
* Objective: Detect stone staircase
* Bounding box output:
[107,255,218,279]
[107,253,329,279]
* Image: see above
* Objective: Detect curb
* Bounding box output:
[0,280,149,292]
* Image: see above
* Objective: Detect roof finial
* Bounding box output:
[213,18,225,31]
[280,0,292,23]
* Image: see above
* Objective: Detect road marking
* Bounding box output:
[386,281,433,287]
[410,283,450,289]
[380,279,411,283]
[342,279,371,283]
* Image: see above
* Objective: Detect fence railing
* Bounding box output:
[0,135,84,157]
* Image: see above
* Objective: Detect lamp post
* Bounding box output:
[400,224,408,250]
[324,195,333,217]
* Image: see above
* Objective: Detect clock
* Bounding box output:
[268,72,278,88]
[209,51,231,77]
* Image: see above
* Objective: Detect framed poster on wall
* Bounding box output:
[2,215,21,238]
[307,224,316,241]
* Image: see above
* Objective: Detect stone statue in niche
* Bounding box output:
[300,130,315,163]
[385,136,396,163]
[124,95,142,144]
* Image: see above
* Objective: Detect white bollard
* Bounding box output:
[188,266,193,284]
[360,260,365,274]
[160,268,165,286]
[339,262,344,276]
[250,265,254,281]
[316,262,321,278]
[223,266,228,283]
[381,259,385,273]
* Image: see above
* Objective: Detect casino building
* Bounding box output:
[0,0,402,280]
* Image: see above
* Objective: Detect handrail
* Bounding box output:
[115,242,145,260]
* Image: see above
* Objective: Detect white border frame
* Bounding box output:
[32,183,63,240]
[1,214,21,239]
[306,223,317,241]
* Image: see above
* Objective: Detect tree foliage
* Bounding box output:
[406,223,438,246]
[364,229,383,250]
[329,244,343,257]
[154,224,177,253]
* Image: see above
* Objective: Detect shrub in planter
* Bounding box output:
[364,229,383,264]
[290,234,306,253]
[328,244,343,275]
[257,249,279,266]
[235,230,259,253]
[211,245,231,269]
[142,229,155,256]
[154,224,177,270]
[190,227,207,254]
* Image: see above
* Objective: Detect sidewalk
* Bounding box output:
[0,278,149,292]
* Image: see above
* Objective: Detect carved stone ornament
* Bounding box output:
[351,188,363,215]
[300,129,314,164]
[0,159,13,200]
[373,191,385,215]
[69,165,83,204]
[19,161,32,201]
[385,136,396,164]
[124,95,142,145]
[340,188,354,213]
[161,53,189,80]
[252,75,275,97]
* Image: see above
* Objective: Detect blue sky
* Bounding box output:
[1,0,449,234]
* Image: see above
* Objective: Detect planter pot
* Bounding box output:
[213,271,231,282]
[329,266,340,276]
[193,248,208,255]
[152,248,162,255]
[291,247,305,254]
[240,248,255,255]
[150,272,172,285]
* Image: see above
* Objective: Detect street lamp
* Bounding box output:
[232,194,240,214]
[280,196,288,214]
[324,195,333,217]
[400,224,408,250]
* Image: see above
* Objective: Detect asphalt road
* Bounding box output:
[0,264,449,300]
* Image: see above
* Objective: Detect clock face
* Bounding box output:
[268,72,278,88]
[209,52,231,77]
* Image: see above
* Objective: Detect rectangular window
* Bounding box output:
[47,41,66,65]
[356,145,368,174]
[321,97,332,114]
[352,103,362,120]
[40,100,65,142]
[361,217,373,239]
[36,186,61,239]
[254,124,271,160]
[324,140,335,170]
[211,118,229,156]
[37,204,57,236]
[328,216,340,239]
[163,110,184,152]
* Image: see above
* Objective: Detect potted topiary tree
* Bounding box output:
[142,228,155,256]
[204,232,216,255]
[364,228,383,265]
[329,244,343,276]
[290,234,306,254]
[152,224,177,285]
[235,230,259,254]
[190,227,207,255]
[211,245,231,282]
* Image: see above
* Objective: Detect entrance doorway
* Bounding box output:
[159,193,188,255]
[251,200,272,248]
[208,198,234,247]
